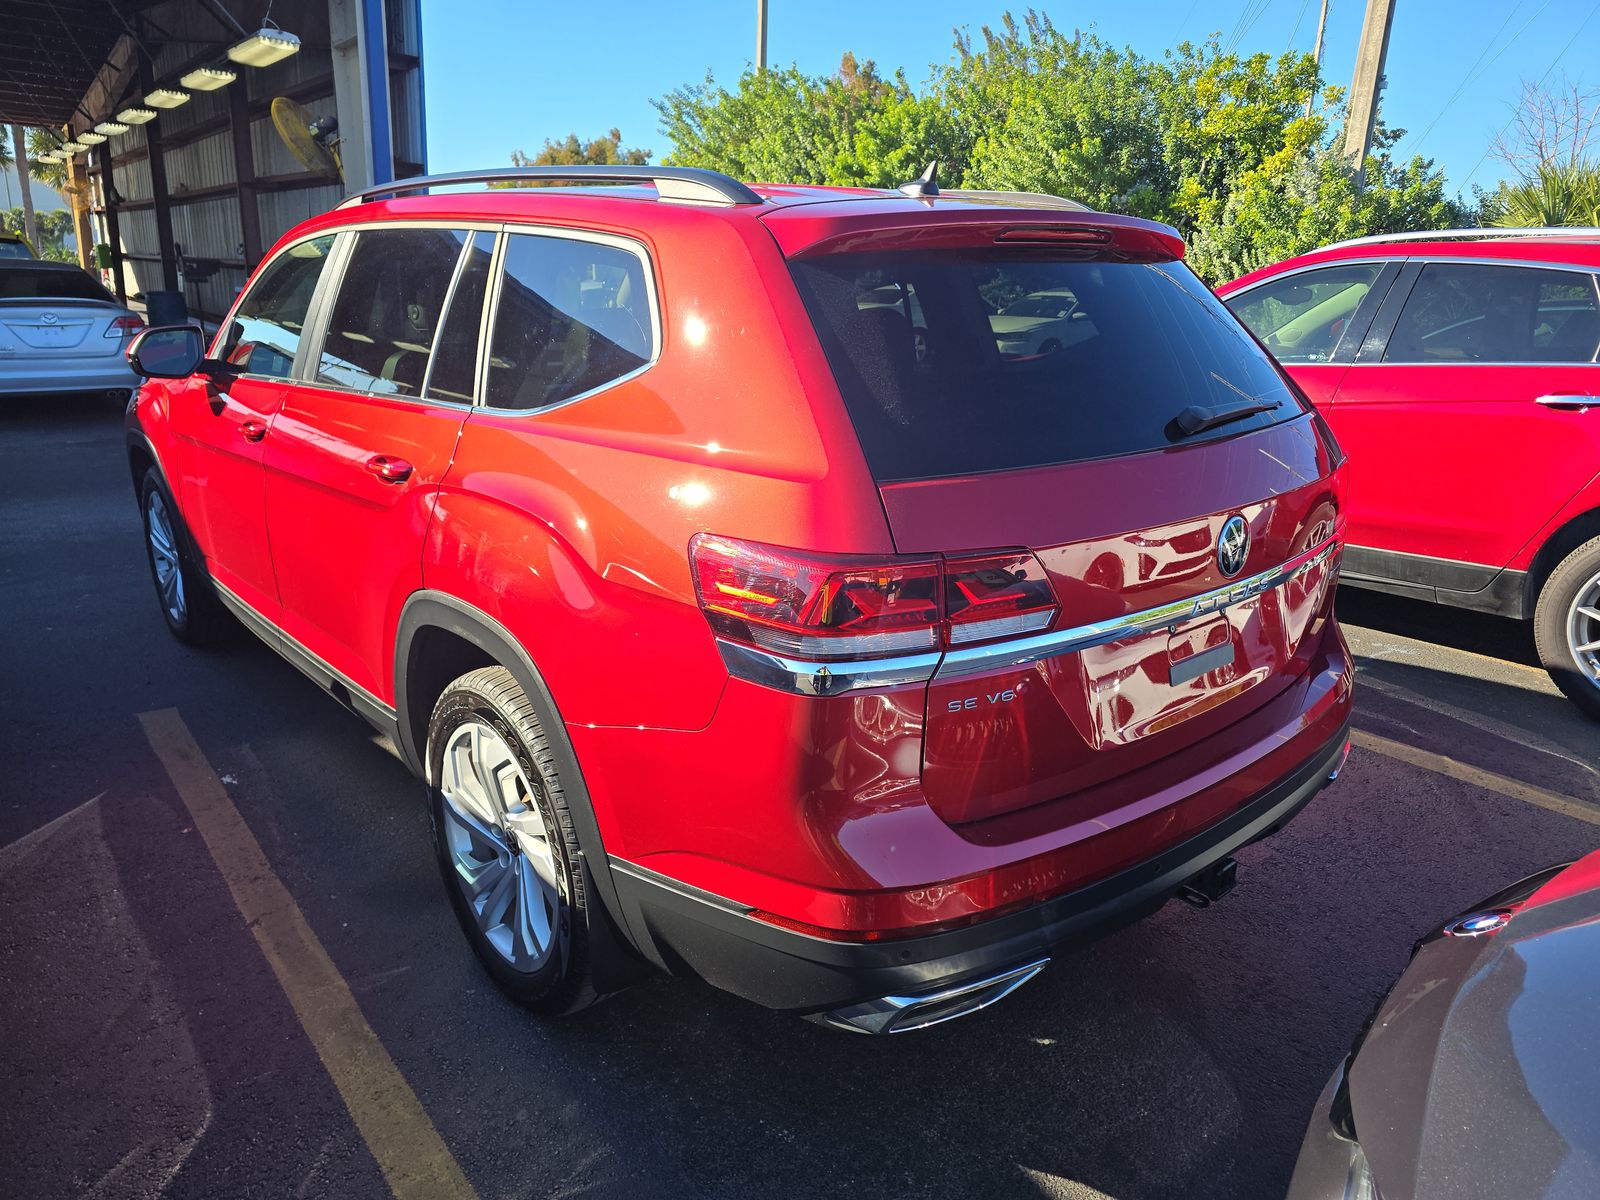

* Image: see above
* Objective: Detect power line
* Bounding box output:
[1287,0,1314,49]
[1461,0,1600,187]
[1409,0,1550,155]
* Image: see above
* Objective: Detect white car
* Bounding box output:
[989,288,1093,356]
[0,261,144,399]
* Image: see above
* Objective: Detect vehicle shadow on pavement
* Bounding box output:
[1337,587,1538,668]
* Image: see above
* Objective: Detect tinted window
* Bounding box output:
[792,253,1300,482]
[316,228,469,396]
[0,239,35,260]
[1384,263,1600,363]
[219,235,334,379]
[424,231,494,403]
[484,233,654,410]
[1227,262,1385,363]
[0,264,113,301]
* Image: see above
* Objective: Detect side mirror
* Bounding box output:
[127,324,206,379]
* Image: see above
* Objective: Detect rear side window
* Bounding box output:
[219,235,334,379]
[792,253,1300,481]
[0,265,113,301]
[484,232,655,411]
[1226,262,1385,363]
[1384,263,1600,364]
[316,227,470,396]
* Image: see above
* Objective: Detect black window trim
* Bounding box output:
[477,221,663,417]
[1351,255,1600,367]
[1223,256,1404,365]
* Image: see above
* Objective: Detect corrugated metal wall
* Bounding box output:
[87,0,424,322]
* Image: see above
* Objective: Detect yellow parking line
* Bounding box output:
[138,709,477,1200]
[1352,728,1600,827]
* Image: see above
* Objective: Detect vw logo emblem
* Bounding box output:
[1217,515,1249,577]
[40,313,58,324]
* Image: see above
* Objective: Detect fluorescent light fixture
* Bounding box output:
[94,120,130,135]
[226,27,300,67]
[180,66,237,91]
[143,88,191,109]
[78,131,108,145]
[117,107,157,125]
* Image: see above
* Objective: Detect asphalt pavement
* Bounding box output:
[4,394,1598,1200]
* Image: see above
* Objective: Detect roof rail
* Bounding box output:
[1318,226,1600,253]
[337,166,764,210]
[941,189,1090,211]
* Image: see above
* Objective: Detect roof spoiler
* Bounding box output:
[772,210,1185,262]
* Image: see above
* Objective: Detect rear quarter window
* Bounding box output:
[791,252,1300,482]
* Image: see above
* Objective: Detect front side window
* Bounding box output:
[219,235,334,379]
[1226,262,1385,363]
[315,227,472,396]
[484,233,655,411]
[1384,263,1600,364]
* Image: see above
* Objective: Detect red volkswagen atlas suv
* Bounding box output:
[1219,229,1600,718]
[124,166,1351,1032]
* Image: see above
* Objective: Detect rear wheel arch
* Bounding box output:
[1526,505,1600,614]
[394,591,652,989]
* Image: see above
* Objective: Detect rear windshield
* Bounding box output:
[0,266,115,303]
[791,252,1301,481]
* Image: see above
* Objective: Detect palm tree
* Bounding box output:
[0,128,13,210]
[1492,162,1600,228]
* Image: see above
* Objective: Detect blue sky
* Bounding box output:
[421,0,1600,199]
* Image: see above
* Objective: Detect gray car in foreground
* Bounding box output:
[0,261,143,398]
[1288,849,1600,1200]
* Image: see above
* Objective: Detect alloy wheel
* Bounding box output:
[438,720,567,973]
[146,490,186,625]
[1566,569,1600,692]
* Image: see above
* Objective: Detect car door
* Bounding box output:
[1223,258,1401,412]
[168,233,336,619]
[261,225,495,701]
[1328,259,1600,576]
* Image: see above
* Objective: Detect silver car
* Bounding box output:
[1288,850,1600,1199]
[0,261,144,399]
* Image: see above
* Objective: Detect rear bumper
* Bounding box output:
[609,718,1350,1014]
[0,358,139,395]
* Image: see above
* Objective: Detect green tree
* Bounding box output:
[1489,162,1600,228]
[509,127,651,169]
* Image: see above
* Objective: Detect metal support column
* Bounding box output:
[136,37,179,290]
[96,140,125,303]
[227,73,263,267]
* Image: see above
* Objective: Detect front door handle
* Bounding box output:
[1536,394,1600,411]
[365,454,414,483]
[239,419,268,442]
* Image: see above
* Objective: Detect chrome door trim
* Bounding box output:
[211,578,398,720]
[1536,394,1600,409]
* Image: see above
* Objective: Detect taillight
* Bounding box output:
[943,551,1057,645]
[106,315,144,338]
[690,535,1057,663]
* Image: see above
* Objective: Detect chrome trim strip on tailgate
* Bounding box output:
[934,536,1340,680]
[714,535,1341,695]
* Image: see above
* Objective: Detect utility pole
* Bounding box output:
[1341,0,1397,193]
[756,0,768,71]
[1305,0,1331,119]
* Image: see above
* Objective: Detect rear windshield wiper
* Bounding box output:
[1168,399,1278,440]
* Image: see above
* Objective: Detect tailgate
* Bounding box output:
[888,418,1339,824]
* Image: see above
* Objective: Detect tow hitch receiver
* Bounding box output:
[1178,856,1238,908]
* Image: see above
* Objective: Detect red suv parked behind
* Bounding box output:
[125,166,1351,1032]
[1219,230,1600,718]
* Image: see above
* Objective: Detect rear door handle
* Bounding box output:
[1536,394,1600,411]
[239,419,268,442]
[365,455,414,483]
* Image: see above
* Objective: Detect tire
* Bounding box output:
[426,666,599,1014]
[139,469,232,644]
[1533,535,1600,722]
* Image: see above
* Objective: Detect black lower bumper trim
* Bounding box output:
[610,720,1350,1013]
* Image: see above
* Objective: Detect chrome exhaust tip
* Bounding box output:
[807,958,1050,1035]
